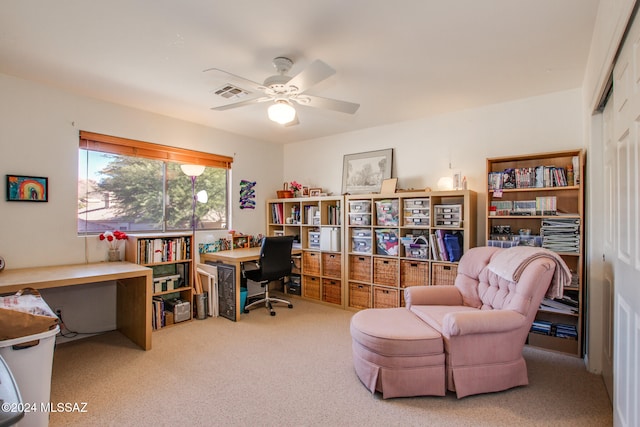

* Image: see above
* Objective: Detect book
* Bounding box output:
[429,233,440,260]
[435,229,449,261]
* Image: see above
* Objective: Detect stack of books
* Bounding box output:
[540,297,579,314]
[531,319,553,335]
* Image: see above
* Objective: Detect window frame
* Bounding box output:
[78,131,233,234]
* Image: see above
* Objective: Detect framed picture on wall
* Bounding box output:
[341,148,393,194]
[6,174,49,202]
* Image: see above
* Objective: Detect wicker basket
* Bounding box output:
[373,286,399,308]
[349,255,371,282]
[400,260,428,287]
[303,275,321,300]
[373,257,398,286]
[303,251,321,276]
[322,279,342,305]
[322,253,342,278]
[431,263,458,286]
[349,282,371,309]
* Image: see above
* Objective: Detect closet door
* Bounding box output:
[611,12,640,427]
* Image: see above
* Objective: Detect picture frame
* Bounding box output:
[302,186,309,197]
[342,148,393,194]
[309,187,322,197]
[6,174,49,202]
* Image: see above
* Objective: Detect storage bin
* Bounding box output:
[431,263,458,286]
[349,212,372,225]
[303,275,321,300]
[375,199,399,226]
[373,257,398,286]
[348,200,372,213]
[434,204,463,227]
[402,235,429,259]
[403,198,430,209]
[322,279,342,305]
[0,326,60,427]
[351,237,372,254]
[322,253,342,278]
[400,260,428,287]
[303,251,321,275]
[404,215,430,226]
[351,228,372,238]
[375,229,399,256]
[373,286,399,308]
[286,275,302,296]
[349,282,372,309]
[349,255,372,282]
[308,231,321,249]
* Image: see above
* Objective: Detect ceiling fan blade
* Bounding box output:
[286,60,335,94]
[298,94,360,114]
[203,67,265,92]
[210,96,263,111]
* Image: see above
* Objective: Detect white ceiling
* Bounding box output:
[0,1,599,144]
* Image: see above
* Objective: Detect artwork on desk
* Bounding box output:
[6,174,48,202]
[239,179,256,209]
[342,148,393,195]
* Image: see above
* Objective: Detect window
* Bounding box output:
[78,131,232,234]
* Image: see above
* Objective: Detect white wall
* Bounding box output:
[0,73,282,332]
[284,88,585,244]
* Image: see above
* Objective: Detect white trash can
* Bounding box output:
[0,325,59,427]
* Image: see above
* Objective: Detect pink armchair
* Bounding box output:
[404,246,569,398]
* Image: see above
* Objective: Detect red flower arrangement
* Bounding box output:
[99,230,128,250]
[289,181,302,192]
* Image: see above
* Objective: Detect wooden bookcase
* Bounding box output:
[125,232,194,330]
[344,190,477,309]
[266,196,344,307]
[486,149,585,357]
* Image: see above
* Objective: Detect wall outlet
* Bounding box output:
[54,307,63,319]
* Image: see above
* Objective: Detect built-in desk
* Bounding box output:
[200,247,301,320]
[0,262,152,350]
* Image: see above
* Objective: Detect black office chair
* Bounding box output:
[243,235,294,316]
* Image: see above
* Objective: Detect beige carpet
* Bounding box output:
[49,298,612,426]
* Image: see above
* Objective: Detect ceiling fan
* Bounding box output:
[205,57,360,125]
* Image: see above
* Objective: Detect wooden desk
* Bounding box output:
[200,247,300,320]
[0,262,153,350]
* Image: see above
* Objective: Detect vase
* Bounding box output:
[108,249,121,262]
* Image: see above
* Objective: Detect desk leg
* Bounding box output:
[116,276,152,350]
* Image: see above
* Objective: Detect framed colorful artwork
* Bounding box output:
[6,174,49,202]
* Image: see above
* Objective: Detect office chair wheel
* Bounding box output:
[243,309,249,314]
[270,311,276,316]
[288,304,293,308]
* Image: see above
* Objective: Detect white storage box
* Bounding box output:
[348,200,372,213]
[0,325,60,427]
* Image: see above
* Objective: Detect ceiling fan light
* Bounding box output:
[268,101,296,124]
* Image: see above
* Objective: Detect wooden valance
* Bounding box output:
[79,131,233,169]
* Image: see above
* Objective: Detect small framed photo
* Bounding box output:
[309,187,322,197]
[6,174,49,202]
[302,186,309,197]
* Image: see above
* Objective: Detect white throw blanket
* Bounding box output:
[487,246,571,298]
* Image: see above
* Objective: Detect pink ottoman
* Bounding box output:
[350,307,445,398]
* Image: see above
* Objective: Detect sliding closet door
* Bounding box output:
[611,11,640,426]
